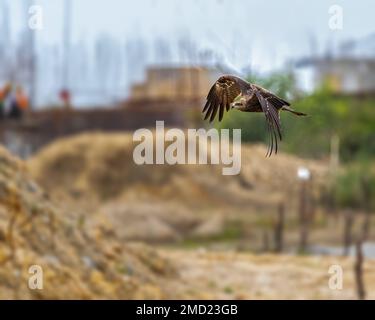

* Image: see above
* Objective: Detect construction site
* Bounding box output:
[0,0,374,301]
[0,66,219,157]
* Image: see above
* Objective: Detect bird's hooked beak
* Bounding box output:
[231,95,246,110]
[231,101,244,110]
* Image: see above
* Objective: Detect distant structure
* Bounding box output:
[128,66,220,102]
[295,34,375,96]
[296,57,375,95]
[0,65,223,157]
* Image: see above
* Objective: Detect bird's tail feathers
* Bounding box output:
[282,106,307,116]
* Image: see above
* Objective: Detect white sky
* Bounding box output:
[2,0,374,106]
[6,0,375,72]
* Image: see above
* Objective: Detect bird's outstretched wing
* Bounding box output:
[203,75,250,122]
[253,85,287,157]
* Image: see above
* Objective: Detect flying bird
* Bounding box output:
[202,75,307,156]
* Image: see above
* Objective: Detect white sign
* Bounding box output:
[297,167,311,180]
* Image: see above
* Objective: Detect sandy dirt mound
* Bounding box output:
[28,133,329,243]
[99,200,201,242]
[2,142,371,300]
[0,145,174,299]
[29,132,328,206]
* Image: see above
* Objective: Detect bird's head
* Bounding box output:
[231,96,247,111]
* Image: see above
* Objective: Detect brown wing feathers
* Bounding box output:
[255,90,283,157]
[203,76,242,122]
[203,76,297,157]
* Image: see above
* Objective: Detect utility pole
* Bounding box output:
[61,0,72,108]
[0,0,11,81]
[63,0,72,90]
[25,0,37,109]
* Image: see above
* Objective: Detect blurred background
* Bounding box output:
[0,0,374,300]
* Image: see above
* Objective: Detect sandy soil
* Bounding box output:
[3,132,369,300]
[158,248,375,300]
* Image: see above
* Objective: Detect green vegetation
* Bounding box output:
[176,222,243,249]
[216,71,375,162]
[333,163,375,211]
[215,71,375,213]
[283,90,375,161]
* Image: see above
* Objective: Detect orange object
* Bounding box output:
[16,87,29,110]
[0,83,12,101]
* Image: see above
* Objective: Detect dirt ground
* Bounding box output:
[1,132,372,299]
[158,248,375,300]
[27,132,332,246]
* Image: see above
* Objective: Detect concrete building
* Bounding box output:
[296,57,375,95]
[129,66,220,102]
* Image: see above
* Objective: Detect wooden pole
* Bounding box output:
[361,176,372,241]
[343,210,354,256]
[354,238,366,300]
[262,230,270,253]
[353,206,371,300]
[330,134,340,172]
[274,202,285,253]
[298,180,308,252]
